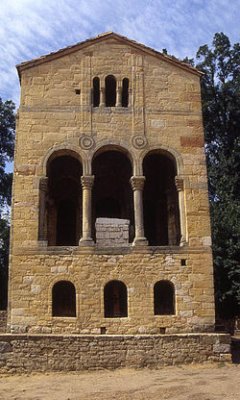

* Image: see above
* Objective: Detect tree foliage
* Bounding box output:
[196,33,240,318]
[0,98,15,309]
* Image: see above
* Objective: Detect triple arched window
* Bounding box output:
[93,76,129,107]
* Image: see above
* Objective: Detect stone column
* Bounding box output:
[79,175,95,246]
[116,86,122,107]
[130,176,148,246]
[175,176,187,246]
[38,177,48,242]
[100,87,105,107]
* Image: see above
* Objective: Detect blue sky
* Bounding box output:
[0,0,240,105]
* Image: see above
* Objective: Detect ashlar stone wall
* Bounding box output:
[8,33,215,335]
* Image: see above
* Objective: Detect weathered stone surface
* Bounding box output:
[96,218,130,247]
[0,333,231,373]
[0,312,7,333]
[8,33,215,337]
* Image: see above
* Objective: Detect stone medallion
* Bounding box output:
[79,135,95,150]
[132,135,148,149]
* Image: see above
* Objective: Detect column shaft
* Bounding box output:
[79,175,95,246]
[175,176,187,246]
[100,87,105,107]
[38,177,48,242]
[130,176,148,246]
[116,87,122,107]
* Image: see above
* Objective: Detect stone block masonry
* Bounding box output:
[0,333,231,373]
[96,218,130,247]
[9,32,216,339]
[0,311,7,333]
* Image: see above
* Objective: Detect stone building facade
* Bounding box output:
[8,32,215,335]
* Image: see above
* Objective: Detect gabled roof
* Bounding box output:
[16,32,202,79]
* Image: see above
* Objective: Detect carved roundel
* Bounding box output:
[79,135,95,150]
[132,135,148,149]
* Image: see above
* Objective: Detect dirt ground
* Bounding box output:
[0,364,239,400]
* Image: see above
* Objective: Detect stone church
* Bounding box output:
[8,32,215,336]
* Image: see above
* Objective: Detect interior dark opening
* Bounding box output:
[154,280,175,315]
[56,199,77,245]
[92,149,134,241]
[93,77,100,107]
[52,280,76,317]
[143,152,180,246]
[47,154,82,246]
[104,280,128,317]
[122,78,129,107]
[96,197,121,218]
[105,75,116,107]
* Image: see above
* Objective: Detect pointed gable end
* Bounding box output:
[16,32,202,80]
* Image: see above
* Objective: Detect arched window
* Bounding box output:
[46,153,82,246]
[154,280,175,315]
[92,148,133,241]
[105,75,116,107]
[93,77,100,107]
[104,280,128,317]
[52,281,76,317]
[122,78,129,107]
[143,151,180,246]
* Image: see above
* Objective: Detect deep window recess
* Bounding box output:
[93,77,100,107]
[104,280,128,317]
[122,78,129,107]
[143,151,180,246]
[105,75,116,106]
[92,148,134,242]
[52,281,76,317]
[46,153,82,246]
[154,280,175,315]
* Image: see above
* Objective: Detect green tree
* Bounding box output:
[196,33,240,319]
[0,98,15,309]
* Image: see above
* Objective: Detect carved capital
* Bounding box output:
[175,176,184,192]
[81,175,95,189]
[39,177,48,192]
[130,176,145,191]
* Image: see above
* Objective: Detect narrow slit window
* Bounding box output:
[93,77,100,107]
[105,75,116,107]
[122,78,129,107]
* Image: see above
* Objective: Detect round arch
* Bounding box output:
[92,146,134,236]
[38,144,87,176]
[93,142,133,166]
[142,149,181,246]
[139,145,184,176]
[46,151,83,246]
